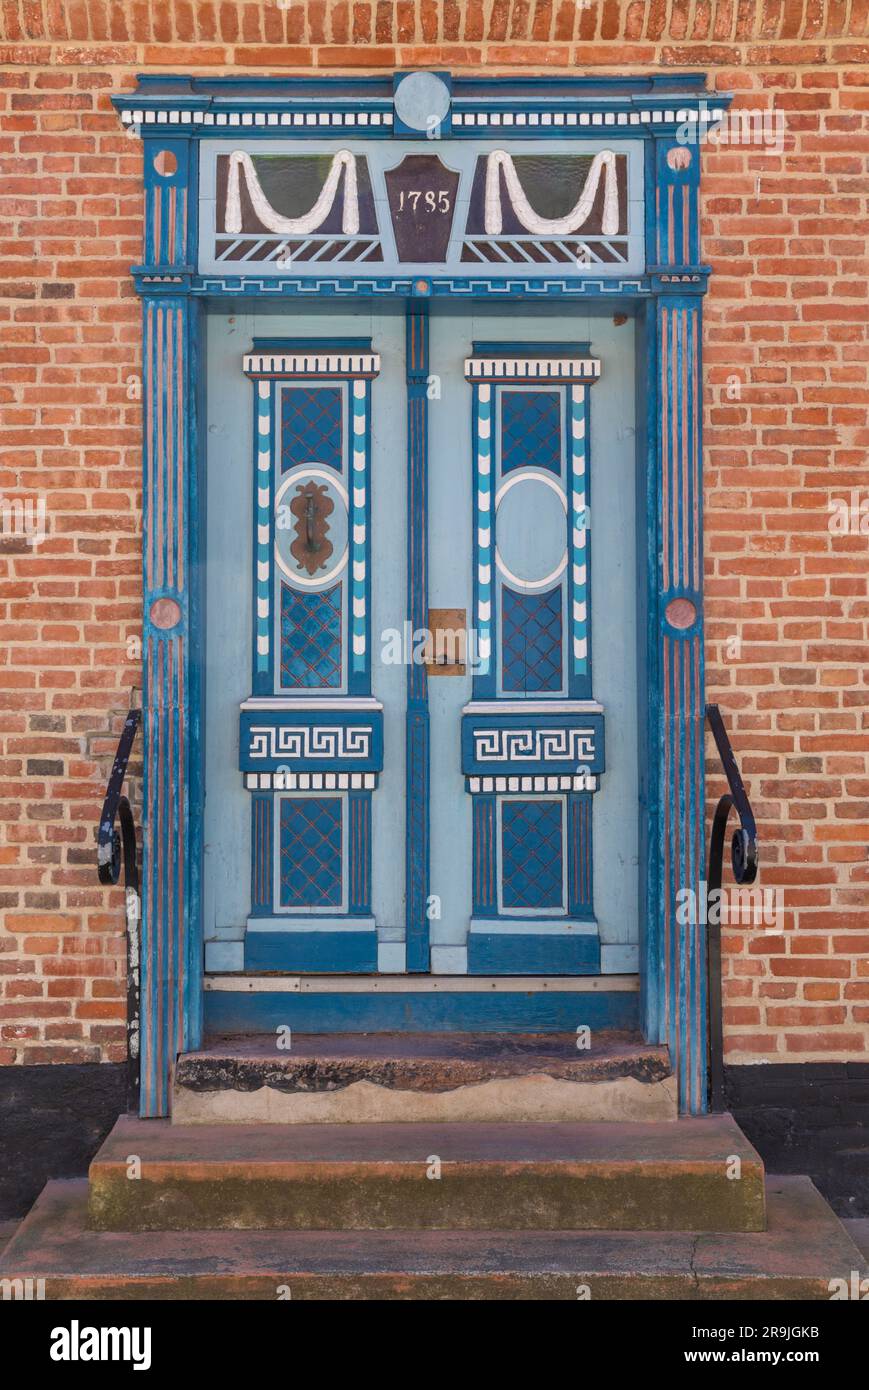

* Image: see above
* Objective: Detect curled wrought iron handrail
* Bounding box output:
[97,708,141,1112]
[705,703,759,1112]
[97,709,141,893]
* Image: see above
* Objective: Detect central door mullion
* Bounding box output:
[405,304,430,972]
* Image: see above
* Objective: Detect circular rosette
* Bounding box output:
[274,464,349,590]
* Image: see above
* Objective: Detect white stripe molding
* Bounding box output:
[244,353,381,376]
[465,357,601,381]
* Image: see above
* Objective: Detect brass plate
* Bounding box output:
[424,608,467,676]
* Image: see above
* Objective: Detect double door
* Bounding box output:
[204,302,638,977]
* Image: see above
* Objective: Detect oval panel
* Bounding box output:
[495,470,567,589]
[274,464,349,589]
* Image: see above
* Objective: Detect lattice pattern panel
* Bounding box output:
[278,796,343,909]
[501,799,564,910]
[281,385,343,472]
[280,583,342,688]
[501,585,563,693]
[501,389,562,474]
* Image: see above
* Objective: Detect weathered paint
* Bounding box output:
[116,73,726,1116]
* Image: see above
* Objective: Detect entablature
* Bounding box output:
[113,72,730,300]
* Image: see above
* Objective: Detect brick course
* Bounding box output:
[0,1,867,1064]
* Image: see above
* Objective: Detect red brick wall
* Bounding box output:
[1,1,867,1066]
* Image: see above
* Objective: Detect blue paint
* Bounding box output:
[279,584,343,689]
[501,390,562,475]
[244,931,378,973]
[348,790,372,915]
[569,383,591,691]
[238,707,384,775]
[501,800,564,910]
[250,375,273,689]
[471,370,495,696]
[117,71,728,1116]
[461,710,605,778]
[405,305,431,973]
[501,586,564,693]
[568,794,594,917]
[278,797,343,909]
[468,929,600,976]
[205,985,637,1035]
[185,298,206,1060]
[472,794,497,914]
[249,794,273,913]
[280,384,343,471]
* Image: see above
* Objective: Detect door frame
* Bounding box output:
[114,71,729,1117]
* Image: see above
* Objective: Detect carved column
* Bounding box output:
[136,134,202,1116]
[648,135,707,1114]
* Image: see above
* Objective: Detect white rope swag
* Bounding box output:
[225,149,360,236]
[484,149,620,237]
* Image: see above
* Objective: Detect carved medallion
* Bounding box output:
[290,481,334,576]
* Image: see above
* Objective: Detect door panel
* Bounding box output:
[203,303,637,979]
[427,306,638,977]
[203,306,406,975]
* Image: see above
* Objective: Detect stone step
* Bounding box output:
[172,1031,677,1125]
[88,1113,765,1233]
[3,1177,864,1300]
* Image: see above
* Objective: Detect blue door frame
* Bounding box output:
[114,71,730,1117]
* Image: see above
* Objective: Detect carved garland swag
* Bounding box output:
[224,147,621,239]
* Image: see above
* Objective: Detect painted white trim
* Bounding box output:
[467,774,597,793]
[122,109,394,128]
[241,697,384,710]
[495,548,567,592]
[494,468,568,511]
[465,356,601,381]
[246,916,376,933]
[463,700,603,714]
[244,771,377,791]
[244,352,381,376]
[124,106,722,129]
[203,973,640,993]
[469,919,598,936]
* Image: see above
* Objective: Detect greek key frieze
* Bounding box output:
[472,727,597,764]
[247,724,373,761]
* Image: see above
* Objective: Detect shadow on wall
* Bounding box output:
[726,1064,869,1219]
[0,1065,128,1220]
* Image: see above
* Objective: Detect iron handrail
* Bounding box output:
[705,703,759,1111]
[97,708,142,1111]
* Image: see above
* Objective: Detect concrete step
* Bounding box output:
[3,1177,864,1300]
[88,1113,765,1233]
[172,1031,677,1125]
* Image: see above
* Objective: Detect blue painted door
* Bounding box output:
[427,305,638,977]
[203,303,637,978]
